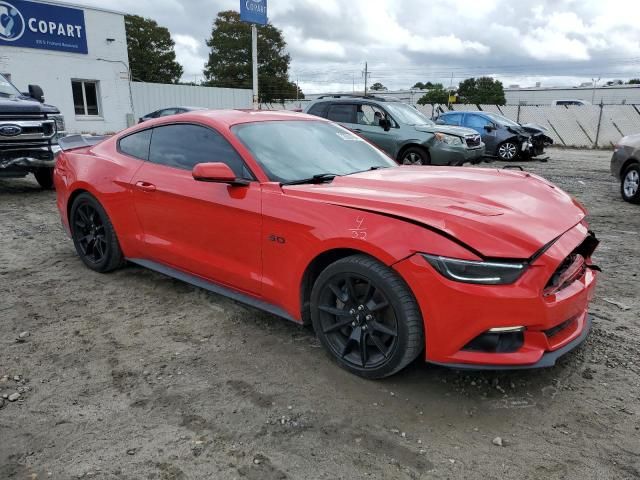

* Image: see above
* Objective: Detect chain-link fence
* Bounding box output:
[261,101,640,148]
[413,104,640,148]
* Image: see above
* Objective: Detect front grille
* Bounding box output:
[0,120,55,141]
[465,135,481,148]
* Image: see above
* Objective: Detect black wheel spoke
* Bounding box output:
[370,320,397,337]
[370,334,389,358]
[368,299,389,312]
[323,318,354,334]
[328,283,348,303]
[359,330,369,367]
[318,305,351,317]
[346,278,358,303]
[362,282,375,303]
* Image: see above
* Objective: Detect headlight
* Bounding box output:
[50,114,66,134]
[422,254,527,285]
[434,132,463,146]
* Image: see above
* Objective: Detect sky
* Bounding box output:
[75,0,640,93]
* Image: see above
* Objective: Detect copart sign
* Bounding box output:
[0,0,87,54]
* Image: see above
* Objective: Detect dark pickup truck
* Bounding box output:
[0,73,65,188]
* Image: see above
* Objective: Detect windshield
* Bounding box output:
[384,103,434,126]
[485,112,520,128]
[0,74,21,97]
[233,120,396,183]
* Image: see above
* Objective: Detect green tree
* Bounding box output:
[369,82,387,91]
[412,81,439,89]
[417,85,449,105]
[457,77,506,105]
[125,15,183,83]
[628,79,640,84]
[204,11,303,102]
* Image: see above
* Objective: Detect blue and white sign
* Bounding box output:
[0,0,87,54]
[240,0,267,25]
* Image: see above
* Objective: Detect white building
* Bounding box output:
[0,0,132,134]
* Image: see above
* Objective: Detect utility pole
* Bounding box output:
[362,62,371,96]
[591,77,600,104]
[252,24,258,108]
[296,75,299,107]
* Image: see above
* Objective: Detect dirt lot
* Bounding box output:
[1,148,639,480]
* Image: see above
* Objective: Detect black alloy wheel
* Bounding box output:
[70,193,124,272]
[311,255,424,378]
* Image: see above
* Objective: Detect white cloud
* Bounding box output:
[173,34,206,78]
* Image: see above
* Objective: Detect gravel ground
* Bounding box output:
[1,148,639,480]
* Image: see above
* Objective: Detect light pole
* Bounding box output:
[96,57,135,125]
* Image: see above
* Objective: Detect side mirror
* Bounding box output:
[379,118,391,131]
[192,162,249,186]
[484,124,495,131]
[435,119,446,125]
[28,84,45,103]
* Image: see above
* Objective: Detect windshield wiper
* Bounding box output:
[280,173,340,186]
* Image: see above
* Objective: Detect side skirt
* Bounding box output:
[128,258,299,323]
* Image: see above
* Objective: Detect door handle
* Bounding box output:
[135,181,156,192]
[352,128,363,132]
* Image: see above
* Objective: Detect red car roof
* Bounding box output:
[184,109,322,127]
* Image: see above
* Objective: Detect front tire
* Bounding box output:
[310,255,424,379]
[400,147,430,166]
[70,193,124,272]
[34,168,54,189]
[621,164,640,204]
[496,141,519,161]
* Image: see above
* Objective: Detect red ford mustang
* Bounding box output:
[54,110,599,378]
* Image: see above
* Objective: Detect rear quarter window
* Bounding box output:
[307,102,330,117]
[118,129,152,160]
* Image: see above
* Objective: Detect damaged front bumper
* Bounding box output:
[0,144,61,171]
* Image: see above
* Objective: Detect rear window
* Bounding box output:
[327,104,356,123]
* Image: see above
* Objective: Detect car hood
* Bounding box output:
[0,96,59,114]
[520,123,549,136]
[414,124,478,137]
[283,167,586,259]
[618,133,640,148]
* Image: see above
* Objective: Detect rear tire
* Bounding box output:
[400,147,430,166]
[310,254,424,379]
[621,164,640,204]
[34,168,54,189]
[70,193,124,272]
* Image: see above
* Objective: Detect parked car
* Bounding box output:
[0,73,65,189]
[54,110,598,378]
[138,106,206,123]
[611,133,640,203]
[435,111,553,161]
[304,95,485,166]
[551,99,590,106]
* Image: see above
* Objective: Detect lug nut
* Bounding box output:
[365,314,372,321]
[349,309,356,315]
[358,305,365,311]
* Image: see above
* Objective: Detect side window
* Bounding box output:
[442,113,462,126]
[307,102,329,117]
[118,129,152,160]
[327,104,356,123]
[464,114,491,129]
[357,104,387,126]
[159,108,179,117]
[149,124,246,176]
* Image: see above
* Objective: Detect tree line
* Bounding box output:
[124,11,302,103]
